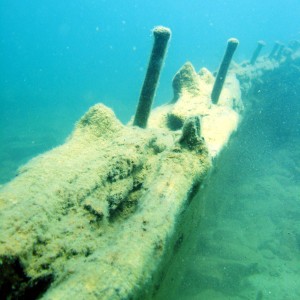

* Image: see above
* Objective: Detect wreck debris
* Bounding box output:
[133,26,171,128]
[211,38,239,104]
[250,40,266,65]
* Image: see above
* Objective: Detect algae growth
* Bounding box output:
[0,27,298,300]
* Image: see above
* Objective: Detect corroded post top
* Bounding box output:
[228,38,239,47]
[257,40,266,46]
[152,26,171,38]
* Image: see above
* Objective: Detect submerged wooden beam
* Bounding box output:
[1,32,298,299]
[0,62,240,299]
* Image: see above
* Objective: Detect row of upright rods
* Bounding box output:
[133,26,295,129]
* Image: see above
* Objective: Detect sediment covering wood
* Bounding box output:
[2,57,283,299]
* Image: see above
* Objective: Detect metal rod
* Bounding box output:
[133,26,171,128]
[250,40,266,65]
[211,38,239,105]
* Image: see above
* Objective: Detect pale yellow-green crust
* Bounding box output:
[0,56,258,299]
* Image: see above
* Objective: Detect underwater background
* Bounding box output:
[1,0,300,299]
[1,0,300,183]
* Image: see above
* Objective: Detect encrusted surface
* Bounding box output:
[0,103,211,299]
[0,57,247,299]
[149,62,243,157]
